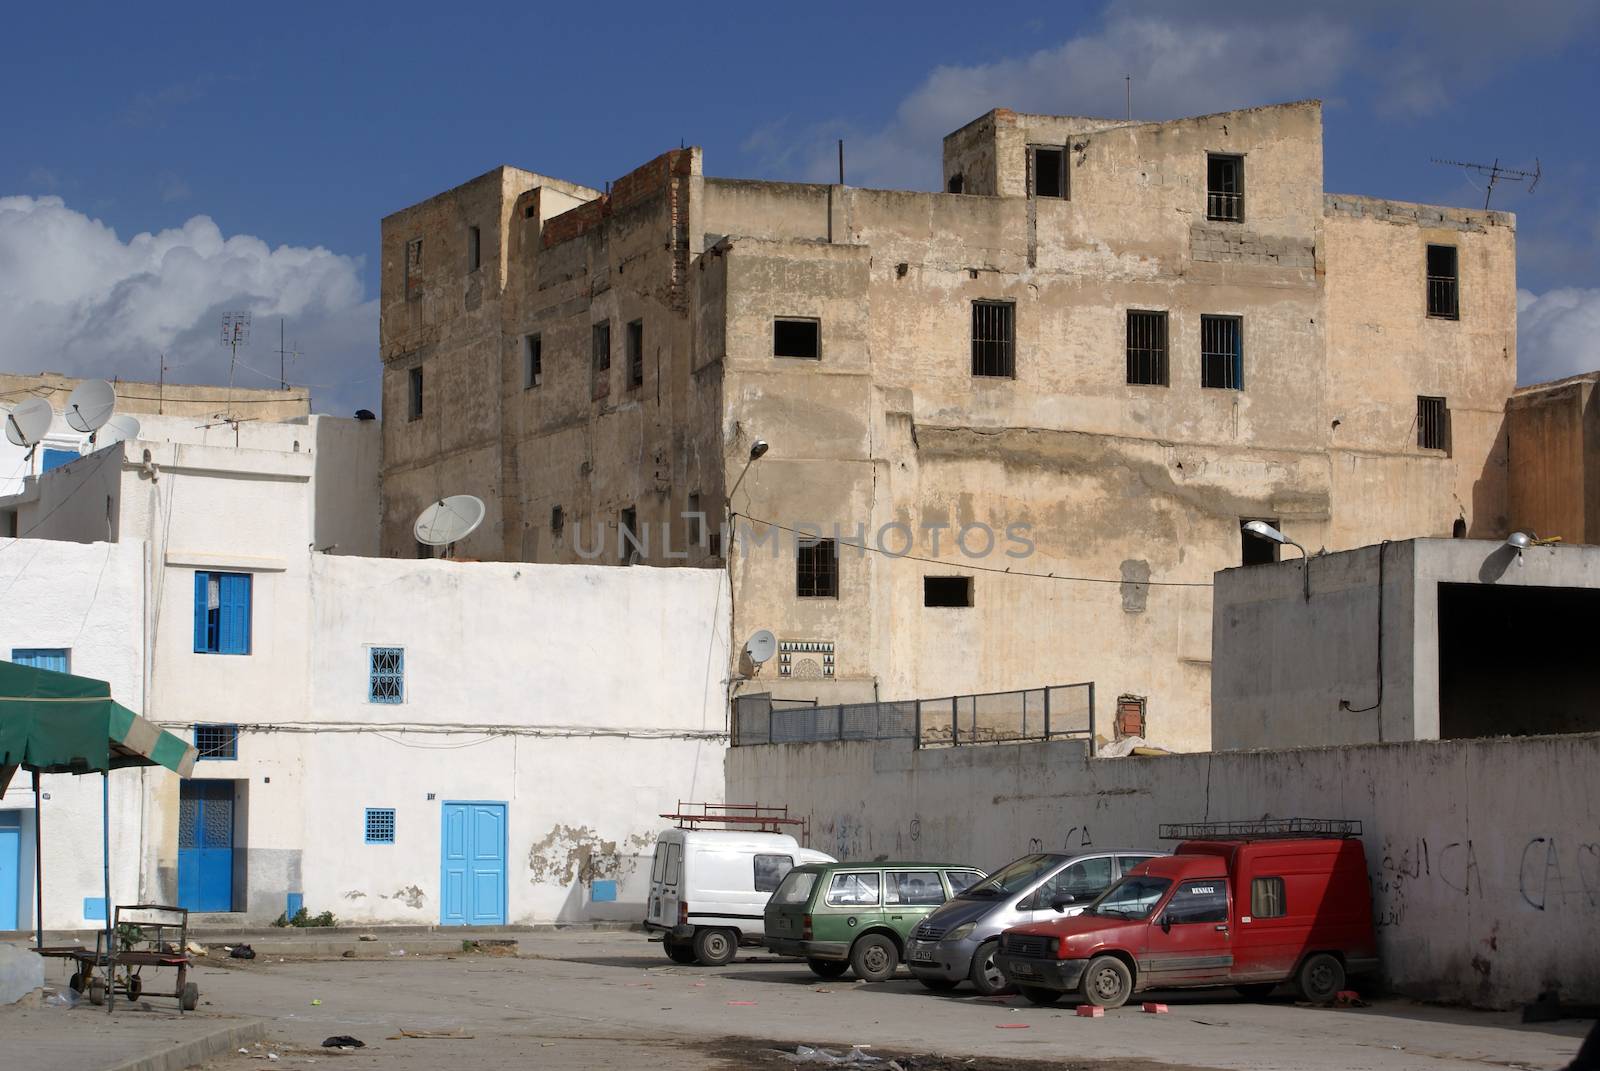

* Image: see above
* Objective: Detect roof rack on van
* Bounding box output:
[661,801,809,840]
[1159,818,1363,840]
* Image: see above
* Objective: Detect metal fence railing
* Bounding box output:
[732,683,1095,751]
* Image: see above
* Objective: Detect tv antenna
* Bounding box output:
[220,311,251,419]
[276,318,302,391]
[1431,157,1541,210]
[414,494,486,558]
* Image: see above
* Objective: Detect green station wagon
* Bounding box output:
[764,861,985,982]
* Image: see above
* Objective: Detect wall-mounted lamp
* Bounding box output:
[1505,531,1531,566]
[1243,520,1310,600]
[726,438,770,506]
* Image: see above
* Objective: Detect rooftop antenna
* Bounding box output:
[220,311,251,421]
[275,318,302,392]
[1431,156,1541,210]
[838,140,845,186]
[1125,75,1131,121]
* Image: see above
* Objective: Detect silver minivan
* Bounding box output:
[905,849,1162,994]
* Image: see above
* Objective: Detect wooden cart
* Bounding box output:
[65,904,199,1011]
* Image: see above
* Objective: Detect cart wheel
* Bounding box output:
[68,972,85,993]
[181,982,199,1011]
[126,974,143,1002]
[88,978,106,1006]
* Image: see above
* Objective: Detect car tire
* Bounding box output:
[917,976,959,992]
[1019,985,1063,1006]
[692,928,736,967]
[807,958,850,979]
[1235,982,1277,1000]
[1296,953,1344,1004]
[849,934,899,983]
[967,939,1013,996]
[1080,954,1134,1009]
[663,940,697,965]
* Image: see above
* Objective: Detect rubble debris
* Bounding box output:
[321,1036,365,1048]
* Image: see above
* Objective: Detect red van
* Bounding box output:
[994,834,1378,1008]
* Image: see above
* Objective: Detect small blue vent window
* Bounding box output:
[365,808,396,844]
[195,724,238,760]
[369,647,404,704]
[12,648,70,673]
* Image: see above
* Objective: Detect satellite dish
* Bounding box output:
[65,379,116,434]
[414,495,486,547]
[4,397,53,448]
[745,629,777,665]
[100,414,141,447]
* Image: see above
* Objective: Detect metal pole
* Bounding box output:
[102,771,113,1013]
[1088,683,1097,757]
[32,770,43,950]
[838,140,844,185]
[951,697,959,747]
[1043,687,1052,740]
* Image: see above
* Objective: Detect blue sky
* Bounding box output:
[2,0,1597,412]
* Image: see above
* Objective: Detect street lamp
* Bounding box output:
[726,438,769,505]
[1243,520,1310,600]
[1505,530,1531,566]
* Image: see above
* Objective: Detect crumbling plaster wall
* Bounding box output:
[1506,373,1600,544]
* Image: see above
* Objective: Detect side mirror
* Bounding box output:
[1050,893,1077,913]
[1160,914,1172,934]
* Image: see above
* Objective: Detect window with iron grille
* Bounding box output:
[796,538,838,598]
[1417,396,1449,451]
[365,808,396,844]
[1207,154,1244,222]
[369,647,404,704]
[592,320,611,398]
[194,723,238,760]
[1126,310,1169,386]
[1029,146,1066,199]
[971,300,1015,378]
[1201,315,1243,390]
[1426,245,1458,319]
[627,319,644,388]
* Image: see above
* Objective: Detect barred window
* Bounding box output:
[1418,396,1449,451]
[1201,315,1243,390]
[797,538,839,599]
[1251,876,1286,918]
[971,300,1015,378]
[1207,154,1244,222]
[1427,245,1458,320]
[369,647,404,704]
[1126,310,1169,386]
[627,319,644,389]
[194,723,238,760]
[365,808,396,845]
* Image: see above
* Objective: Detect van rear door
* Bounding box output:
[647,838,684,929]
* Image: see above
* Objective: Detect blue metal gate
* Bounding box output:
[178,781,234,912]
[0,811,20,930]
[440,802,506,926]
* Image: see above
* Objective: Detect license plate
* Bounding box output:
[909,948,935,963]
[1010,962,1035,977]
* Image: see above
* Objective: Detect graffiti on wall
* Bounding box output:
[1374,832,1597,929]
[1519,837,1600,911]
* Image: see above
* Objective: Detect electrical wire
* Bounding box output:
[727,511,1214,588]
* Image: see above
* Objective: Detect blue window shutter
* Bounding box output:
[220,574,252,655]
[41,448,77,473]
[11,648,70,673]
[194,572,209,653]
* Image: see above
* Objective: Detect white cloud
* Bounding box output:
[1518,287,1600,385]
[0,195,377,414]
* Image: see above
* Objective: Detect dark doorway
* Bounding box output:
[1437,583,1600,738]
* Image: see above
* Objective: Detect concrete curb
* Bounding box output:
[103,1019,265,1071]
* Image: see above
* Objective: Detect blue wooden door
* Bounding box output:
[178,781,234,912]
[0,812,20,930]
[440,802,506,925]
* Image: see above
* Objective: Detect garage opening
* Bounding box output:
[1437,583,1600,738]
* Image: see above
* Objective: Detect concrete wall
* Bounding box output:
[726,732,1600,1008]
[1507,373,1600,545]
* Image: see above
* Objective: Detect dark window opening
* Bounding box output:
[1126,310,1169,386]
[1201,315,1242,390]
[1452,518,1467,538]
[947,174,964,194]
[1427,245,1459,319]
[524,203,537,219]
[924,576,973,607]
[1418,396,1449,451]
[524,334,542,390]
[550,505,564,534]
[1241,518,1280,566]
[708,531,722,559]
[797,538,839,598]
[467,225,481,272]
[971,300,1015,378]
[592,320,610,399]
[408,366,424,420]
[404,237,423,299]
[687,493,703,548]
[774,317,821,360]
[1207,154,1244,222]
[627,319,644,388]
[1029,146,1067,199]
[620,507,640,565]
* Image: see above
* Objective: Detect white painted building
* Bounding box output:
[2,413,731,929]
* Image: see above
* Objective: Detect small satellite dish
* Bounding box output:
[745,629,777,665]
[4,397,53,448]
[414,494,486,547]
[65,379,116,434]
[100,414,141,446]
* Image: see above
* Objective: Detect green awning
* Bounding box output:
[0,660,197,792]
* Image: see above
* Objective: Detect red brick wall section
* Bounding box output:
[542,149,693,250]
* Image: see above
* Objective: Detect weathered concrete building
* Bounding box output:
[1506,371,1600,545]
[378,100,1517,751]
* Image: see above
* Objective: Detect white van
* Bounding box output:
[643,828,834,965]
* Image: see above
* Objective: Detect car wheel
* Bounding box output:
[849,934,899,983]
[1296,953,1344,1004]
[692,928,736,967]
[807,958,850,979]
[918,976,959,992]
[1080,955,1133,1009]
[663,940,697,965]
[967,939,1013,996]
[1235,982,1277,1000]
[1019,985,1063,1006]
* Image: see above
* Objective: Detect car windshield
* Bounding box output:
[1087,876,1172,919]
[958,854,1067,898]
[771,869,819,907]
